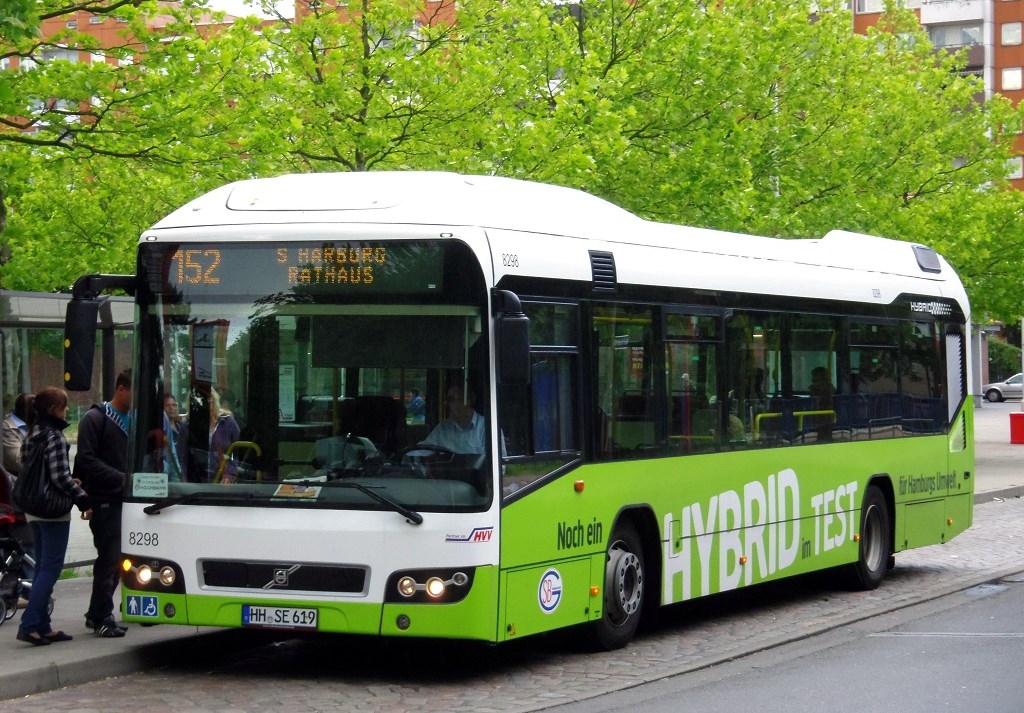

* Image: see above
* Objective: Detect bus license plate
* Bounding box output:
[242,605,318,630]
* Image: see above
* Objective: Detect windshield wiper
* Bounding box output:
[143,482,423,525]
[144,490,257,515]
[291,480,423,525]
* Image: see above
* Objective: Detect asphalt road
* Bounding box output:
[551,573,1024,713]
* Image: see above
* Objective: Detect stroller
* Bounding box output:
[0,466,51,625]
[0,521,32,624]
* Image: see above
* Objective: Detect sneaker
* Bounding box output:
[95,621,127,638]
[86,617,125,630]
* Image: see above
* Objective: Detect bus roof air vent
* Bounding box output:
[590,250,617,292]
[912,245,942,274]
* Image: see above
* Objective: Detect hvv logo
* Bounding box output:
[445,527,494,543]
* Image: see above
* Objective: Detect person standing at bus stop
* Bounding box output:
[74,369,132,638]
[4,392,34,475]
[3,392,37,596]
[15,386,90,646]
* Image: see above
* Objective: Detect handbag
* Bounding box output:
[11,430,73,519]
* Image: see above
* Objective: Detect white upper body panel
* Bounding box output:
[148,171,969,318]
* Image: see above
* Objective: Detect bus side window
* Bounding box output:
[500,301,581,497]
[725,312,781,448]
[593,304,655,459]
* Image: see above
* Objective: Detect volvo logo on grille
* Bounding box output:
[264,564,301,589]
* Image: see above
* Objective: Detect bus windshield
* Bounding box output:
[128,239,493,513]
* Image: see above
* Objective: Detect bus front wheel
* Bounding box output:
[589,521,645,650]
[844,485,891,591]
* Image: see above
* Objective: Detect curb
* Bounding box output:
[974,486,1024,503]
[0,628,249,701]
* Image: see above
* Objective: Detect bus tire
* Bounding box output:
[844,485,890,591]
[589,521,645,650]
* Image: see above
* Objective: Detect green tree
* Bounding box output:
[1,0,1023,329]
[988,336,1022,382]
[0,1,275,290]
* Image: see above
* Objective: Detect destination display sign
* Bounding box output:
[146,241,446,298]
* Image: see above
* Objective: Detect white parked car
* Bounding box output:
[982,373,1023,402]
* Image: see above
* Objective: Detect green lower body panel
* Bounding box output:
[499,554,603,642]
[122,566,500,640]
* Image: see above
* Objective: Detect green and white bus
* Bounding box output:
[64,172,973,649]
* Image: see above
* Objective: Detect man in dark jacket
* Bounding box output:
[74,369,131,638]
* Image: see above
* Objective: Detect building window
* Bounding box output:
[41,48,78,64]
[856,0,920,12]
[1002,67,1023,91]
[1009,156,1024,180]
[88,16,103,24]
[1003,22,1022,46]
[930,23,982,48]
[66,21,77,29]
[40,48,78,63]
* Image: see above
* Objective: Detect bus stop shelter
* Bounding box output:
[0,290,133,405]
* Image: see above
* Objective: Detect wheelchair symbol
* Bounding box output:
[128,595,159,618]
[142,596,158,617]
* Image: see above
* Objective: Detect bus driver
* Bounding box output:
[419,382,485,455]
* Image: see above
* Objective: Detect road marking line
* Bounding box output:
[869,632,1024,638]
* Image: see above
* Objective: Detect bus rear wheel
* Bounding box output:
[589,522,645,650]
[843,485,890,591]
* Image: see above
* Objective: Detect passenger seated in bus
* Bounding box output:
[419,382,485,455]
[722,393,746,443]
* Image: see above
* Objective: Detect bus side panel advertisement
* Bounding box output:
[500,430,970,608]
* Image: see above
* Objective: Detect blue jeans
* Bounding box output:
[18,520,69,636]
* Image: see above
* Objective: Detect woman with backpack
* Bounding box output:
[15,387,90,646]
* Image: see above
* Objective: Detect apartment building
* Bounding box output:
[854,0,1024,188]
[0,3,224,73]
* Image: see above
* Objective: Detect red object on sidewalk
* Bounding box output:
[1010,412,1024,444]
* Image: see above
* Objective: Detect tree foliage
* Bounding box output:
[1,0,1022,322]
[987,336,1022,382]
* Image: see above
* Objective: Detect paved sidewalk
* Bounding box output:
[972,401,1024,500]
[0,403,1021,704]
[0,577,229,699]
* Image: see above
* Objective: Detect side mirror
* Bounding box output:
[493,290,530,385]
[64,298,100,391]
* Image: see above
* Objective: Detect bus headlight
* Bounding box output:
[385,568,475,604]
[397,576,417,598]
[425,577,445,598]
[120,556,185,594]
[136,564,153,585]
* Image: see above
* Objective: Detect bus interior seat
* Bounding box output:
[617,392,648,419]
[690,409,719,437]
[337,395,407,455]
